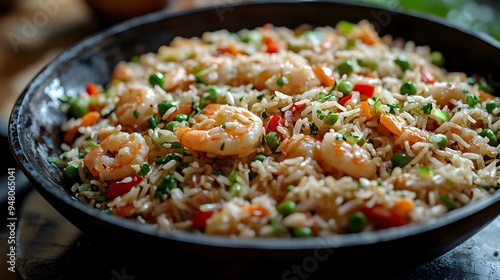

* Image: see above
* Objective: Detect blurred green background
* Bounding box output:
[355,0,500,42]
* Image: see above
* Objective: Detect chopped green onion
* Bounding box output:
[47,157,60,164]
[336,20,355,34]
[430,108,450,122]
[138,163,150,176]
[421,103,433,114]
[154,172,177,199]
[479,80,493,94]
[486,101,499,113]
[277,76,286,87]
[69,97,90,118]
[228,169,238,183]
[63,164,79,179]
[154,154,183,164]
[133,109,140,119]
[439,195,457,209]
[337,80,353,95]
[255,154,266,162]
[206,87,220,103]
[228,183,242,197]
[465,93,481,107]
[324,112,339,125]
[338,60,354,76]
[309,123,319,136]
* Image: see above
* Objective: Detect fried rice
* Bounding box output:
[52,20,500,238]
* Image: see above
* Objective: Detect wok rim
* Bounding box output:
[8,0,500,251]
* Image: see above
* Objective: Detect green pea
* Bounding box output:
[63,164,79,179]
[337,80,353,95]
[428,134,448,149]
[486,101,499,113]
[479,128,498,146]
[207,87,220,103]
[69,98,90,118]
[166,121,181,132]
[292,226,313,237]
[173,114,189,122]
[347,211,368,233]
[478,80,493,94]
[337,60,354,76]
[394,55,411,71]
[277,200,297,217]
[400,82,417,95]
[149,72,165,87]
[264,132,281,152]
[228,183,242,197]
[324,112,339,125]
[254,154,266,162]
[158,101,176,117]
[430,51,445,67]
[391,152,412,168]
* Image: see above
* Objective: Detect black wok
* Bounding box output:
[9,1,500,278]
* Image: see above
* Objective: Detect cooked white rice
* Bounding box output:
[53,20,500,238]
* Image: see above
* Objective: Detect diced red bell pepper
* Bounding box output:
[263,36,279,53]
[361,205,406,229]
[192,209,218,229]
[338,94,353,106]
[290,101,306,114]
[85,83,100,96]
[266,115,284,134]
[107,175,143,199]
[353,83,375,98]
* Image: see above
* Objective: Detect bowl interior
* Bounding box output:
[8,0,500,269]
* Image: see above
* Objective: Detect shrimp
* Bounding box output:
[114,83,162,130]
[320,132,377,179]
[196,51,321,95]
[423,82,467,107]
[279,134,322,161]
[176,104,264,157]
[84,132,149,181]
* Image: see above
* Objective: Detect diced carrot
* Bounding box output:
[113,205,135,217]
[85,83,100,96]
[312,65,335,87]
[263,36,279,53]
[391,198,414,214]
[64,111,101,144]
[421,70,435,84]
[359,24,381,45]
[380,113,427,143]
[479,90,495,101]
[243,204,269,217]
[355,101,372,121]
[166,106,192,122]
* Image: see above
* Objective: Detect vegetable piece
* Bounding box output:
[355,101,372,120]
[324,112,339,125]
[290,101,306,115]
[243,204,269,217]
[391,198,414,214]
[149,72,165,87]
[361,205,406,229]
[338,94,353,106]
[479,128,498,146]
[166,121,181,132]
[147,116,158,128]
[380,113,427,143]
[430,108,450,122]
[337,60,354,76]
[312,65,335,87]
[391,152,412,168]
[228,183,242,197]
[85,83,100,96]
[154,172,177,199]
[353,83,375,98]
[107,175,143,200]
[192,209,218,229]
[277,200,297,217]
[430,51,445,67]
[421,70,435,84]
[439,195,457,209]
[255,154,266,162]
[292,226,314,237]
[64,111,101,144]
[263,36,279,53]
[486,100,499,113]
[347,211,368,233]
[173,113,189,122]
[264,132,281,152]
[394,55,411,71]
[428,133,448,149]
[69,97,90,118]
[138,163,150,176]
[336,20,355,34]
[63,164,79,179]
[400,82,417,95]
[337,80,353,95]
[266,115,284,135]
[418,166,435,179]
[465,93,481,107]
[206,87,220,103]
[478,80,493,94]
